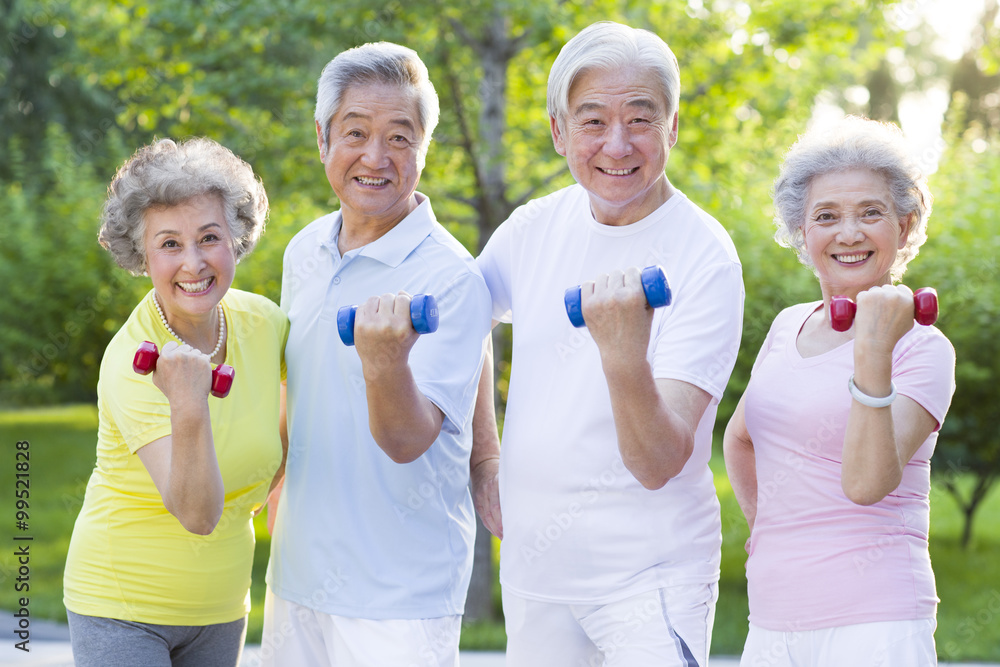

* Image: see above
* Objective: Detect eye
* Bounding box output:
[202,233,221,243]
[814,212,836,223]
[161,239,179,248]
[863,208,883,218]
[629,117,649,124]
[347,129,364,138]
[391,134,411,144]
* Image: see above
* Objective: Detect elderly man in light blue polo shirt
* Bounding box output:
[262,41,492,666]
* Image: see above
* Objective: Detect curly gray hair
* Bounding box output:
[98,137,269,276]
[772,115,932,282]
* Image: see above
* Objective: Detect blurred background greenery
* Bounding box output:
[1,0,998,658]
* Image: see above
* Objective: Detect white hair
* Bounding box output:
[547,21,680,131]
[315,42,440,169]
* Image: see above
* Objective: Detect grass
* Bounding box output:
[2,405,999,659]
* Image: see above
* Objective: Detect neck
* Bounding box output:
[591,178,675,227]
[338,195,420,254]
[154,292,223,357]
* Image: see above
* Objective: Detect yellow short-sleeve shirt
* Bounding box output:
[64,288,288,625]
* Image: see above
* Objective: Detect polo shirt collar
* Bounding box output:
[321,193,435,268]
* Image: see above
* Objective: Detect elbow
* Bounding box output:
[841,478,889,507]
[166,500,223,535]
[627,442,693,491]
[378,437,434,464]
[183,518,220,536]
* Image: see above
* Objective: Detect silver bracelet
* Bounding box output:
[847,374,897,408]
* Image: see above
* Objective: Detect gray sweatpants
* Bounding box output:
[67,610,247,667]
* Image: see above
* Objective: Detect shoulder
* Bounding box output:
[503,184,587,231]
[668,192,741,265]
[223,288,288,326]
[284,212,338,259]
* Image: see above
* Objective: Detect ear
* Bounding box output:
[550,115,567,157]
[667,111,679,149]
[315,120,326,161]
[897,211,914,250]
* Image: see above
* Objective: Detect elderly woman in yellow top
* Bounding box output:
[63,137,288,667]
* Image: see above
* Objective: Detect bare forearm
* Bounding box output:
[365,363,444,463]
[724,438,758,530]
[603,358,694,490]
[841,345,903,505]
[165,400,225,534]
[471,343,501,470]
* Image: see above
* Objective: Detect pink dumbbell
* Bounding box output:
[830,287,939,333]
[132,341,235,398]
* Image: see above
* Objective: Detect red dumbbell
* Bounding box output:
[132,341,235,398]
[829,287,938,333]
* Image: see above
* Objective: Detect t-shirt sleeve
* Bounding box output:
[410,270,493,435]
[476,220,514,324]
[101,348,172,454]
[892,326,956,430]
[651,260,745,400]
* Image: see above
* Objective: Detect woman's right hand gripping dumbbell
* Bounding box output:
[134,341,228,401]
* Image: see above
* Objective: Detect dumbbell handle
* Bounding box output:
[830,287,938,333]
[132,341,236,399]
[564,265,672,328]
[337,294,440,346]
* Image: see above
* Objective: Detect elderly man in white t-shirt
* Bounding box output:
[472,21,744,666]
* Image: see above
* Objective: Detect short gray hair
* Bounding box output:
[773,115,932,282]
[547,21,680,131]
[98,137,269,276]
[314,42,440,169]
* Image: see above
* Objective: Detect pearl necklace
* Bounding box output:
[152,293,226,360]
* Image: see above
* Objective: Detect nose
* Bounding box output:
[602,122,633,160]
[180,244,208,273]
[835,216,866,244]
[360,138,391,169]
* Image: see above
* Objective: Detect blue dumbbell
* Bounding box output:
[564,265,672,328]
[337,294,440,346]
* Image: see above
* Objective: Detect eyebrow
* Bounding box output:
[341,111,417,133]
[810,198,890,210]
[154,223,223,238]
[573,98,658,116]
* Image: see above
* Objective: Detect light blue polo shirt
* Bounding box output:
[269,194,492,619]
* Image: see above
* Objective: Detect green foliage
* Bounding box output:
[0,124,146,404]
[907,128,1000,546]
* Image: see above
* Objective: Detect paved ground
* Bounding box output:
[3,619,996,666]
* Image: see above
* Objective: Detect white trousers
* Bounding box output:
[740,618,937,667]
[502,583,718,667]
[258,588,461,667]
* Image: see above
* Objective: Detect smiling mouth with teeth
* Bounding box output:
[356,176,389,186]
[177,277,213,293]
[834,252,873,264]
[599,167,639,176]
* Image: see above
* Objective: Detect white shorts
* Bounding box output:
[740,618,937,667]
[257,588,460,667]
[502,583,718,667]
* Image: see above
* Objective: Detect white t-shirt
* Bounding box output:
[477,183,744,603]
[270,195,492,619]
[744,301,956,631]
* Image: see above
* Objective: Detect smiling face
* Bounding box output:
[317,82,423,231]
[802,168,912,298]
[143,193,235,332]
[551,66,678,226]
